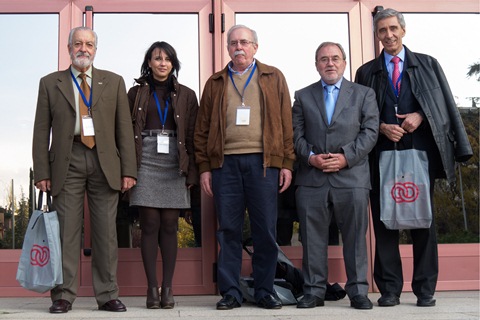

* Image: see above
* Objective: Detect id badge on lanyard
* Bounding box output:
[229,63,256,126]
[157,133,169,154]
[82,116,95,136]
[153,91,170,154]
[236,106,251,125]
[71,70,95,136]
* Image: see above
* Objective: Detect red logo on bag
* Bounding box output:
[30,244,50,267]
[391,182,419,203]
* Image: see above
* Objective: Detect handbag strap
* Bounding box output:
[37,190,52,212]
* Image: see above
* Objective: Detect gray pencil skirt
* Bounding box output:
[129,135,190,209]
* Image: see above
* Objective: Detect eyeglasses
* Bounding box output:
[317,56,343,64]
[229,39,255,47]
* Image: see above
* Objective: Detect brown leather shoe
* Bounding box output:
[161,287,175,309]
[49,299,72,313]
[98,299,127,312]
[146,287,160,309]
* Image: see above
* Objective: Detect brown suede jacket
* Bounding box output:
[194,60,295,174]
[128,76,199,185]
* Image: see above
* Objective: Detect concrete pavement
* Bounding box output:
[0,291,478,319]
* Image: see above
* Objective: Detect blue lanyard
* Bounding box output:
[389,70,403,98]
[228,63,257,106]
[70,70,92,111]
[153,91,169,131]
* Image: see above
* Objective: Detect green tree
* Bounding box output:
[13,190,30,249]
[434,108,479,243]
[467,62,480,81]
[467,62,480,108]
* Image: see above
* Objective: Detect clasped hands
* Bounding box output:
[309,153,347,172]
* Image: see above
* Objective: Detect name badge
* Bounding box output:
[157,133,169,154]
[236,106,251,125]
[82,116,95,136]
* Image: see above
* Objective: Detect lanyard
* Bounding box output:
[70,70,92,110]
[228,63,257,106]
[389,70,403,98]
[153,91,169,132]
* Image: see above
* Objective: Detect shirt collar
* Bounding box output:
[70,65,93,79]
[228,59,256,76]
[384,46,406,65]
[321,77,343,90]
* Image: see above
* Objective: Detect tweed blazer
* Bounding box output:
[32,66,137,196]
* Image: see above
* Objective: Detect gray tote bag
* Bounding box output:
[379,148,432,230]
[16,191,63,293]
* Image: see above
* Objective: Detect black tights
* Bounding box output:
[139,207,179,288]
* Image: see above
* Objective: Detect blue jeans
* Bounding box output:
[212,154,279,303]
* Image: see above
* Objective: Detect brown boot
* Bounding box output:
[146,287,160,309]
[161,287,175,309]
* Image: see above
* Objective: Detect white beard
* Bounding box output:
[71,52,94,69]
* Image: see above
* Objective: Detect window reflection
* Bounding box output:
[93,14,200,98]
[236,13,350,100]
[0,14,57,249]
[403,13,479,108]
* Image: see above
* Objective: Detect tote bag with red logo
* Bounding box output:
[16,191,63,293]
[379,148,432,230]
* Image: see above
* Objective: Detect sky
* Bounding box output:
[0,12,478,207]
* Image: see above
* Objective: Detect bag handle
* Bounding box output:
[37,190,52,212]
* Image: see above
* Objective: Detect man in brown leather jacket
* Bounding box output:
[194,24,295,310]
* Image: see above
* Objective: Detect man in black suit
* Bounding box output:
[355,8,472,308]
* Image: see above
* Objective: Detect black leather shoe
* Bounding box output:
[216,295,241,310]
[350,295,373,309]
[378,293,400,306]
[49,299,72,313]
[257,294,282,309]
[417,295,436,307]
[98,299,127,312]
[146,287,160,309]
[297,294,324,308]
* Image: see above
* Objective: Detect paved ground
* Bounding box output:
[0,291,478,319]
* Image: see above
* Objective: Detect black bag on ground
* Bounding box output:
[241,238,346,304]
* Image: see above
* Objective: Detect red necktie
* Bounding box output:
[79,73,95,149]
[391,56,401,94]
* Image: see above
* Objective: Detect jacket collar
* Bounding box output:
[212,59,275,81]
[376,45,419,72]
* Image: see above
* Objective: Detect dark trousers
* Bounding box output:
[370,173,438,297]
[212,154,279,303]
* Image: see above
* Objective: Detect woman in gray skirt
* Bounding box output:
[127,41,198,309]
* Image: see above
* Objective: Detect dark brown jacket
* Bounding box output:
[128,76,199,185]
[194,60,295,174]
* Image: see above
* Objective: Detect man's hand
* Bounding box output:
[380,123,407,142]
[397,111,423,133]
[278,168,292,193]
[35,179,51,192]
[309,153,347,172]
[121,177,136,193]
[200,172,213,197]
